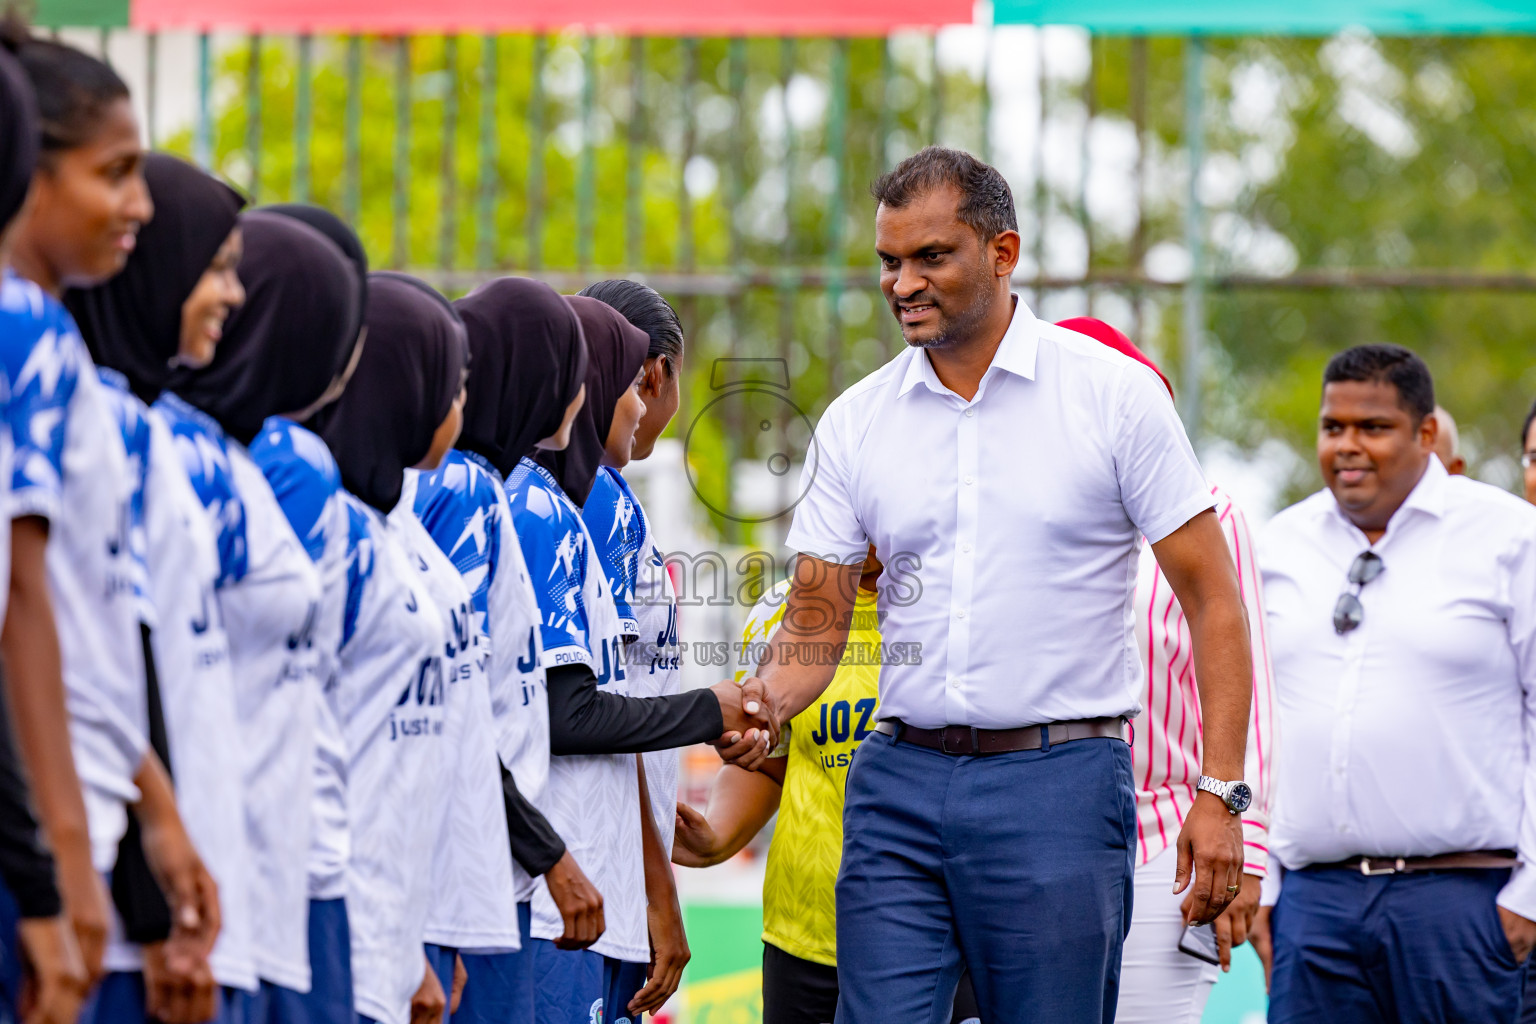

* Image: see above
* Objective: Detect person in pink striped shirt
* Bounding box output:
[1057,318,1277,1024]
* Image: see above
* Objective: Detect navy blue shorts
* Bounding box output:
[425,943,456,1023]
[454,904,534,1024]
[530,938,647,1024]
[299,898,355,1024]
[0,884,21,1024]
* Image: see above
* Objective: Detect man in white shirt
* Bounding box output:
[728,147,1257,1023]
[1253,344,1536,1023]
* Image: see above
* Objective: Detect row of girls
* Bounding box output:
[0,23,765,1024]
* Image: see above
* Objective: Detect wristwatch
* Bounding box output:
[1196,776,1253,815]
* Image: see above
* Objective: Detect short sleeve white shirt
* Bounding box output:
[784,298,1214,730]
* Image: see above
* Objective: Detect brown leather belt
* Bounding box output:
[874,717,1127,756]
[1305,851,1518,876]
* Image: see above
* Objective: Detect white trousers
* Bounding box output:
[1115,846,1220,1024]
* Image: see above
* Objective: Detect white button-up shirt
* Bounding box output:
[1259,457,1536,917]
[784,297,1214,730]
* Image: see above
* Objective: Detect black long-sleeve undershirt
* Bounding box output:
[545,663,724,756]
[501,765,565,878]
[111,624,173,944]
[0,667,62,919]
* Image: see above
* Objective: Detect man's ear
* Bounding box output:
[991,229,1021,280]
[1419,411,1440,452]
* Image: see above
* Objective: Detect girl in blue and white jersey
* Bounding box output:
[66,151,256,1024]
[511,294,717,1024]
[0,39,87,1024]
[155,209,362,1022]
[7,28,218,1013]
[246,202,369,1024]
[575,281,687,885]
[311,272,473,1024]
[410,277,594,1024]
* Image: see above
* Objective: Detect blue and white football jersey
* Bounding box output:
[404,457,522,949]
[97,375,257,991]
[2,275,145,873]
[249,418,355,903]
[341,504,461,1024]
[586,467,684,858]
[156,393,323,993]
[507,457,646,964]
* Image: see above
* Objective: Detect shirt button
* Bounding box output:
[964,409,975,418]
[963,475,974,485]
[957,610,967,619]
[962,543,972,553]
[947,676,959,688]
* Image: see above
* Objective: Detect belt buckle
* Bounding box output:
[1359,857,1406,876]
[939,726,978,756]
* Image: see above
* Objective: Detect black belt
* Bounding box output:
[874,717,1127,756]
[1303,851,1518,876]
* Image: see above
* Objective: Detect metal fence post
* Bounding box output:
[1181,35,1206,440]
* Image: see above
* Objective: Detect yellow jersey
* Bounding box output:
[735,579,883,967]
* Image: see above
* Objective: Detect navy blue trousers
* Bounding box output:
[835,730,1137,1024]
[1269,866,1525,1024]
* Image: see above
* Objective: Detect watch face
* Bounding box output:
[1228,782,1253,814]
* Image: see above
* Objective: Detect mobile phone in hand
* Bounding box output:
[1178,922,1221,965]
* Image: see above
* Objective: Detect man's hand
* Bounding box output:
[55,853,108,986]
[450,954,467,1014]
[1173,792,1244,925]
[710,678,776,747]
[1184,872,1262,971]
[1500,907,1536,964]
[544,851,604,950]
[712,677,779,771]
[672,802,720,868]
[1250,906,1273,992]
[410,956,447,1024]
[629,881,689,1016]
[143,940,219,1024]
[15,915,88,1024]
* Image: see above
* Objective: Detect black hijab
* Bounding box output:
[170,210,361,445]
[315,272,468,513]
[65,154,245,403]
[535,295,649,507]
[0,44,38,232]
[454,277,588,479]
[261,204,368,371]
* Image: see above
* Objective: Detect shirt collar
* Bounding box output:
[1321,453,1448,536]
[897,294,1040,399]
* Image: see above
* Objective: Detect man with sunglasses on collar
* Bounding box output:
[1252,344,1536,1023]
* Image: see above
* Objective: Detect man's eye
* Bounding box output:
[924,253,942,264]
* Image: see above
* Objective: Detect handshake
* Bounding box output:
[706,677,780,771]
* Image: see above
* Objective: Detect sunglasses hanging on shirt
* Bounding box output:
[1333,550,1385,635]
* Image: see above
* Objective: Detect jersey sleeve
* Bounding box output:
[581,471,644,638]
[99,381,153,626]
[156,400,248,586]
[488,489,551,804]
[249,418,343,565]
[736,581,792,757]
[3,299,81,524]
[509,486,596,671]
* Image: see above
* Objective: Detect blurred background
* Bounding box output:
[30,0,1536,1019]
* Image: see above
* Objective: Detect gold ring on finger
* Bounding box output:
[1226,885,1240,892]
